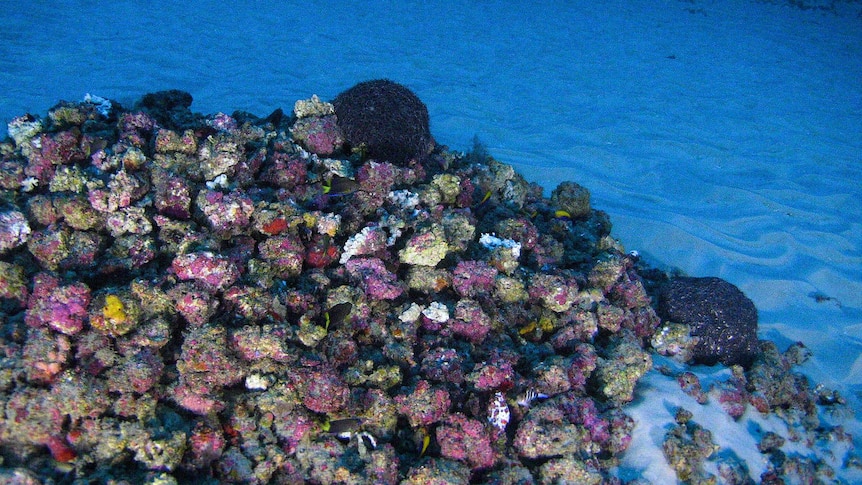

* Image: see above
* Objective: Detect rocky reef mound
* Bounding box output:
[0,88,853,484]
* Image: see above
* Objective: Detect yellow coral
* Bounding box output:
[102,294,127,324]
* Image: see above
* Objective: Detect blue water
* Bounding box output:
[1,0,861,481]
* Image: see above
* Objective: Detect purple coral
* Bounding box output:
[25,273,90,336]
[437,413,497,470]
[259,151,308,189]
[344,257,404,300]
[302,369,349,414]
[196,189,255,237]
[467,359,515,392]
[258,233,305,278]
[172,251,240,292]
[450,298,492,344]
[291,114,344,156]
[153,168,192,219]
[420,348,465,384]
[452,260,498,297]
[395,380,451,427]
[354,161,400,209]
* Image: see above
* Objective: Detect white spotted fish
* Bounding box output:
[487,391,510,431]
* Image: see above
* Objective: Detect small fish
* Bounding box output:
[473,189,492,209]
[553,209,572,221]
[516,389,549,408]
[323,417,362,434]
[518,321,537,336]
[487,391,510,432]
[324,302,353,330]
[323,176,360,196]
[419,427,431,456]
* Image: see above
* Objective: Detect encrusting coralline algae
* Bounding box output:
[0,81,856,484]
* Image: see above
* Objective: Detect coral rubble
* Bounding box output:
[0,87,855,484]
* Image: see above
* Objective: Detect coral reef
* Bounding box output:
[0,87,853,484]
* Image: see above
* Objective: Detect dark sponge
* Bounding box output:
[332,79,433,165]
[135,89,198,130]
[658,276,759,367]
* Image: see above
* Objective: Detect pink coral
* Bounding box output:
[118,111,159,146]
[437,413,496,470]
[25,227,70,271]
[168,283,218,327]
[106,349,164,394]
[354,161,400,210]
[207,112,239,133]
[25,273,90,335]
[25,131,86,184]
[452,260,498,297]
[174,325,244,414]
[468,359,515,391]
[22,327,71,384]
[187,423,227,469]
[153,168,192,219]
[344,257,404,300]
[395,380,451,427]
[258,233,305,278]
[302,369,349,414]
[710,380,748,419]
[197,189,255,237]
[450,298,492,344]
[88,170,149,213]
[494,217,539,251]
[259,152,308,189]
[567,343,598,392]
[173,383,225,415]
[291,115,344,156]
[230,324,294,362]
[154,127,197,154]
[529,273,578,313]
[272,408,314,455]
[172,251,240,292]
[562,397,610,445]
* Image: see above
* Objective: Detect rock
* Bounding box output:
[551,181,591,220]
[658,276,759,367]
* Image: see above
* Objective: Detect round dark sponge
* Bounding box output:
[658,276,759,367]
[332,79,433,165]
